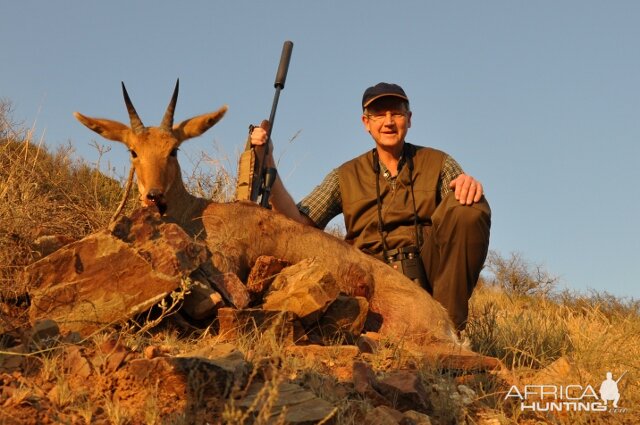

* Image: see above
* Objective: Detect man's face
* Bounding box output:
[362,97,412,151]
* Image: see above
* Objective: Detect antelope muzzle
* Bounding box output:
[146,189,168,215]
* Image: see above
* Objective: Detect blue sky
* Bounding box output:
[2,1,638,298]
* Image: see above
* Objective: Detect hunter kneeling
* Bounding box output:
[250,82,491,331]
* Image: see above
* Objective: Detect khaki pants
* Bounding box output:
[420,192,491,330]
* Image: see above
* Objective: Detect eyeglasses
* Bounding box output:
[366,111,407,122]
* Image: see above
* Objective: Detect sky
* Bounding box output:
[1,1,638,299]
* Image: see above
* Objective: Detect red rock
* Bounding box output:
[246,255,289,300]
[217,307,306,344]
[263,258,340,325]
[209,272,250,309]
[374,370,431,412]
[317,295,369,344]
[24,208,208,335]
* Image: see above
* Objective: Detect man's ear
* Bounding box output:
[362,113,371,132]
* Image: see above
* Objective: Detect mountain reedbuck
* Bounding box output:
[74,82,458,345]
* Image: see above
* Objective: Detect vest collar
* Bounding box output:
[376,142,414,181]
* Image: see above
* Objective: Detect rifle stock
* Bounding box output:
[235,120,272,202]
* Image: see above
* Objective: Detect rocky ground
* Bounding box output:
[0,209,536,424]
[0,312,512,425]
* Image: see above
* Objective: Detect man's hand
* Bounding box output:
[450,174,484,205]
[250,126,268,147]
[250,125,276,168]
[247,124,314,227]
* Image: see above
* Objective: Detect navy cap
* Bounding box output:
[362,82,409,109]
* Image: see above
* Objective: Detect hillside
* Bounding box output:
[1,104,638,424]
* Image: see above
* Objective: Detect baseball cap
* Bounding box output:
[362,82,409,109]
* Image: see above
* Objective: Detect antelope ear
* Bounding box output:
[73,112,131,143]
[173,105,228,142]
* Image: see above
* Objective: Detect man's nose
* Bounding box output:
[383,111,395,125]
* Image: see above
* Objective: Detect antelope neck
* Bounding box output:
[164,179,208,234]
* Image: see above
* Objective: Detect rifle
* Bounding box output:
[235,41,294,208]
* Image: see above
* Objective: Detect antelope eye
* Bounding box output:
[130,150,138,158]
[170,148,178,157]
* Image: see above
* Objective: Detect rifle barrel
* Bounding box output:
[266,41,293,142]
[275,41,294,89]
[258,40,294,208]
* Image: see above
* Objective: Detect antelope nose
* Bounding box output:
[146,189,168,215]
[146,189,164,202]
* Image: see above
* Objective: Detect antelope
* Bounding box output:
[74,81,226,234]
[74,82,460,347]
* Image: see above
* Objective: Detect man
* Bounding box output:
[250,82,491,330]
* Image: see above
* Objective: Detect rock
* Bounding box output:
[24,208,208,335]
[0,331,17,350]
[113,356,242,420]
[374,370,431,413]
[352,360,389,406]
[317,295,369,344]
[356,332,381,354]
[282,398,337,425]
[95,338,132,373]
[353,360,377,394]
[217,307,306,344]
[418,342,505,374]
[473,410,503,425]
[237,381,336,424]
[28,319,60,350]
[0,344,26,372]
[182,341,241,360]
[62,345,93,379]
[32,234,76,258]
[180,342,249,389]
[246,255,290,301]
[456,384,477,406]
[180,277,224,320]
[285,345,359,381]
[208,272,250,309]
[364,405,403,425]
[62,331,82,345]
[402,410,433,425]
[263,258,340,325]
[143,345,164,360]
[253,355,284,381]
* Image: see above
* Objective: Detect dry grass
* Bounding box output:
[0,107,130,300]
[466,286,574,369]
[466,283,640,424]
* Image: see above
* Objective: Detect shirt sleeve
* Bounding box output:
[297,168,343,229]
[438,154,464,201]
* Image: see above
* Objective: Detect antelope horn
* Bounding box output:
[121,82,145,134]
[161,79,180,132]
